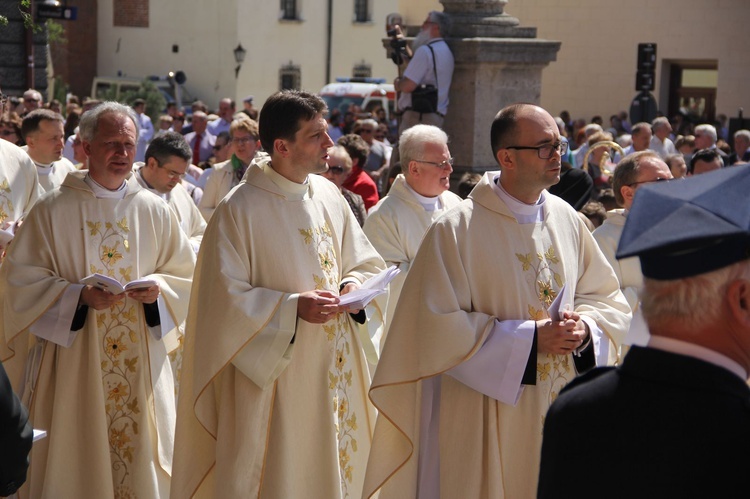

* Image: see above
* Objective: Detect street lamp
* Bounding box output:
[234,43,247,78]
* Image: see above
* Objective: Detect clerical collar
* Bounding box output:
[262,162,309,201]
[84,173,128,199]
[491,172,546,224]
[404,180,441,212]
[34,159,54,175]
[648,336,747,380]
[136,168,167,200]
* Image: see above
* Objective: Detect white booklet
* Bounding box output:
[338,265,401,309]
[547,283,573,321]
[80,273,157,295]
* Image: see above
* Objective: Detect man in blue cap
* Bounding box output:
[538,165,750,498]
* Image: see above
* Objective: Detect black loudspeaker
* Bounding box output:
[636,71,655,92]
[169,71,187,85]
[630,91,658,124]
[637,43,657,72]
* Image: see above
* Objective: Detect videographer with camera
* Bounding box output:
[392,11,454,135]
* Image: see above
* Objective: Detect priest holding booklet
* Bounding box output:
[171,90,387,498]
[0,101,195,498]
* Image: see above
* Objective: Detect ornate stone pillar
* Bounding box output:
[439,0,561,174]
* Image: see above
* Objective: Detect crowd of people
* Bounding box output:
[2,16,750,496]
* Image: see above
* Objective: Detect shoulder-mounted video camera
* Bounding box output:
[387,29,409,66]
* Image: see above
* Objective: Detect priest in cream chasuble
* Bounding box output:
[171,91,386,499]
[173,156,386,499]
[363,104,631,499]
[0,138,42,256]
[0,104,195,499]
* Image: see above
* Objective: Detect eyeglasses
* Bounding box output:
[157,163,186,179]
[231,136,255,145]
[504,141,568,159]
[1,130,17,137]
[359,129,375,134]
[625,177,671,187]
[24,98,40,103]
[415,157,454,169]
[327,166,345,174]
[213,143,227,151]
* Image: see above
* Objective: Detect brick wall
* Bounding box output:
[114,0,149,28]
[50,0,98,100]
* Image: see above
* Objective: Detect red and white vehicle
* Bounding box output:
[319,77,396,120]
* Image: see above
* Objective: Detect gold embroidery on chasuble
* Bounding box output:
[0,179,14,225]
[516,245,574,422]
[299,223,358,497]
[86,217,143,495]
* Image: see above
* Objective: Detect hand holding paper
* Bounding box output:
[337,265,400,310]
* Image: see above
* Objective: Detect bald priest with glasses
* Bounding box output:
[363,103,630,499]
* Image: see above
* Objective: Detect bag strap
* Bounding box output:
[426,42,438,90]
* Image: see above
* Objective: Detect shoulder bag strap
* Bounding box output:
[427,42,438,90]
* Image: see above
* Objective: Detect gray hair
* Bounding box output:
[583,123,603,137]
[428,11,451,37]
[399,124,449,171]
[694,124,717,144]
[734,129,750,142]
[328,145,353,173]
[360,118,379,130]
[651,116,670,131]
[79,101,139,142]
[642,259,750,329]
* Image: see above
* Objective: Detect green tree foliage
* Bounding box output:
[119,79,167,124]
[1,1,67,43]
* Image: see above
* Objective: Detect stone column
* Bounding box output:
[440,0,561,175]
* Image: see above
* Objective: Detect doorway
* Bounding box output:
[666,61,718,129]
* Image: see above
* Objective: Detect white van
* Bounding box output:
[319,77,395,120]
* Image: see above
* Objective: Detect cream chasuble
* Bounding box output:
[593,209,650,348]
[0,171,195,499]
[134,164,206,253]
[0,139,41,230]
[592,210,641,310]
[363,171,630,499]
[363,174,462,349]
[35,157,78,192]
[171,157,386,498]
[134,164,206,396]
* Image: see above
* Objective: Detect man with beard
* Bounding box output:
[393,11,454,134]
